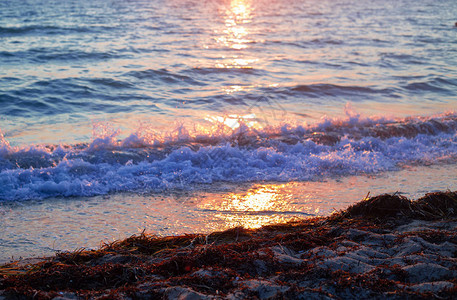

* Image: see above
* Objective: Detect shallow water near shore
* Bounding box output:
[1,163,456,264]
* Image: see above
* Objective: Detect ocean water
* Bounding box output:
[1,0,457,262]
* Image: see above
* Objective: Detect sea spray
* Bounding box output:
[0,113,456,201]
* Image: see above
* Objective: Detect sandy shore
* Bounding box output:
[1,191,457,299]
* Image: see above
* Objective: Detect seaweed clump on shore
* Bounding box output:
[341,191,457,221]
[342,193,414,218]
[1,191,457,299]
[414,191,457,219]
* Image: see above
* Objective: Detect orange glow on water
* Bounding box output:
[210,0,263,96]
[216,0,253,50]
[199,184,296,229]
[221,84,254,94]
[205,113,259,130]
[211,0,258,72]
[223,185,286,212]
[214,57,258,69]
[230,0,252,19]
[194,183,324,230]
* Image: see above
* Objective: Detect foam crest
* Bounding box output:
[0,112,456,201]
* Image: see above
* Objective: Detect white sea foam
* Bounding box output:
[0,112,456,201]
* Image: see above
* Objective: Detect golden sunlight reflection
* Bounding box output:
[216,0,253,50]
[205,113,259,130]
[222,84,253,94]
[209,0,260,75]
[195,0,263,96]
[213,214,297,230]
[228,185,283,211]
[214,57,258,69]
[198,184,305,229]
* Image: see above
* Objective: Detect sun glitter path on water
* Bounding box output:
[196,184,316,229]
[205,114,259,130]
[216,0,253,50]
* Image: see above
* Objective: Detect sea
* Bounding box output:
[0,0,456,262]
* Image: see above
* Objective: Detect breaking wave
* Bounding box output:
[0,112,456,201]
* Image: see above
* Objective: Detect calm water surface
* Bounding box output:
[0,0,456,262]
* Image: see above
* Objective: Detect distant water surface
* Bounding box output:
[1,0,456,145]
[0,0,456,262]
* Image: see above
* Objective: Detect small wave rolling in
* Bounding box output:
[0,0,456,262]
[1,111,457,201]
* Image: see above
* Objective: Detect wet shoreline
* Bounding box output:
[1,191,456,299]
